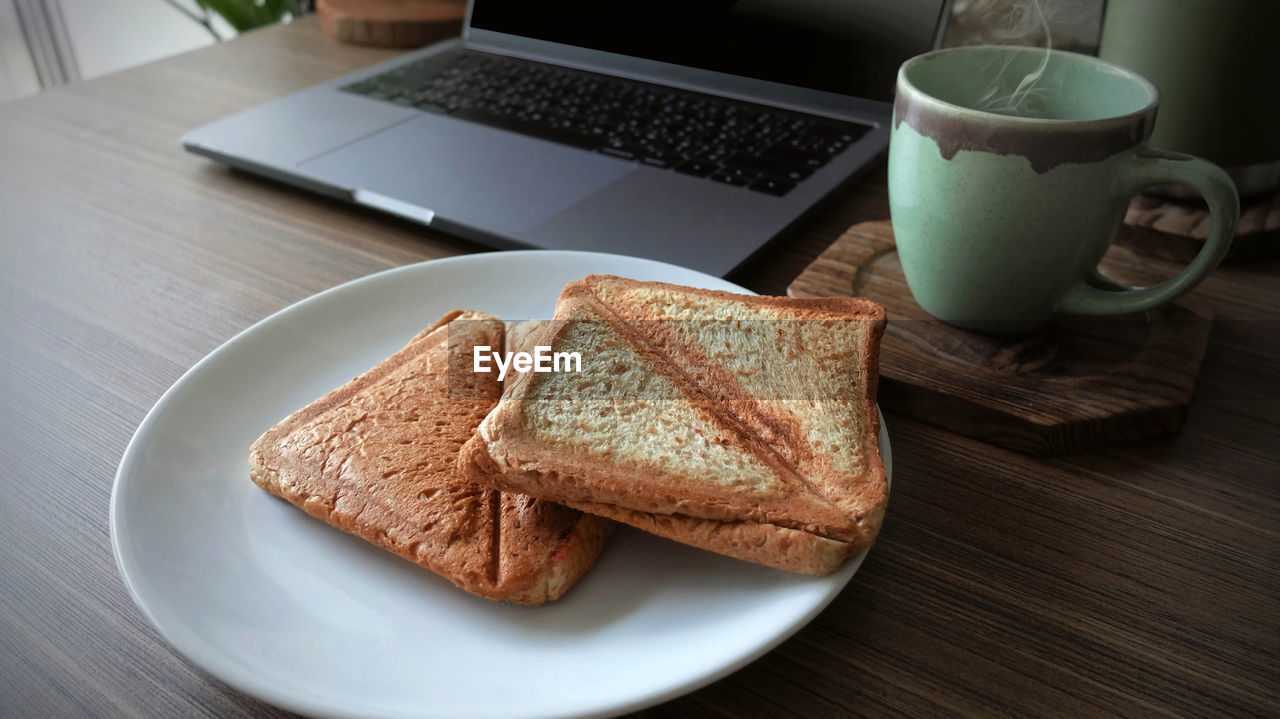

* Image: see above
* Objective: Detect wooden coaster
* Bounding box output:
[787,221,1214,456]
[1120,191,1280,262]
[317,0,465,48]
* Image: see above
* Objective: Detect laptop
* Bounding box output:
[183,0,952,277]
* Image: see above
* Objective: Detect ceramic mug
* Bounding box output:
[888,46,1239,333]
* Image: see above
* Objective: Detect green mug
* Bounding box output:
[888,46,1239,333]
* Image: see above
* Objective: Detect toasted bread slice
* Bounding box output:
[459,277,887,575]
[250,310,612,605]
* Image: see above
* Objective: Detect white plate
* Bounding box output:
[111,250,891,719]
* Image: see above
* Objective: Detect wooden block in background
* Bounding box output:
[1120,191,1280,262]
[787,221,1214,456]
[317,0,465,48]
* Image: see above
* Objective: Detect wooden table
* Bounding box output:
[2,18,1277,718]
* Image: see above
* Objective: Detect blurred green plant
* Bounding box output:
[197,0,293,32]
[162,0,295,41]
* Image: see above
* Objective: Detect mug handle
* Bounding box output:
[1053,146,1239,316]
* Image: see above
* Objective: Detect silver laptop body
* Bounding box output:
[183,0,951,277]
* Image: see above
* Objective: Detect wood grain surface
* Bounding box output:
[788,221,1216,455]
[1,18,1277,719]
[1121,191,1280,261]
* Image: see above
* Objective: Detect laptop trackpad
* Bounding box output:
[298,114,634,234]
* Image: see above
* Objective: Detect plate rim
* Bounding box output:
[109,249,890,719]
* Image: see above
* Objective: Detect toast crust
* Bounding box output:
[459,277,888,574]
[566,501,856,576]
[250,310,611,605]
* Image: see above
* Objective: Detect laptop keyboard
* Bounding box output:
[341,51,871,197]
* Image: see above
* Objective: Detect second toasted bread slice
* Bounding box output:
[459,277,887,575]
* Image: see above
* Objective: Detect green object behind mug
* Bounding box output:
[888,46,1238,333]
[1099,0,1280,172]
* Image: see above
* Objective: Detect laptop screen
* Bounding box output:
[469,0,948,103]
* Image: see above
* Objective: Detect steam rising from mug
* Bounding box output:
[956,0,1091,118]
[975,0,1050,116]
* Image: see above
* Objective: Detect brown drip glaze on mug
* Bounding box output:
[893,93,1157,174]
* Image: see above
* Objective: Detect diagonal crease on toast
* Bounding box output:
[249,310,612,604]
[458,276,888,575]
